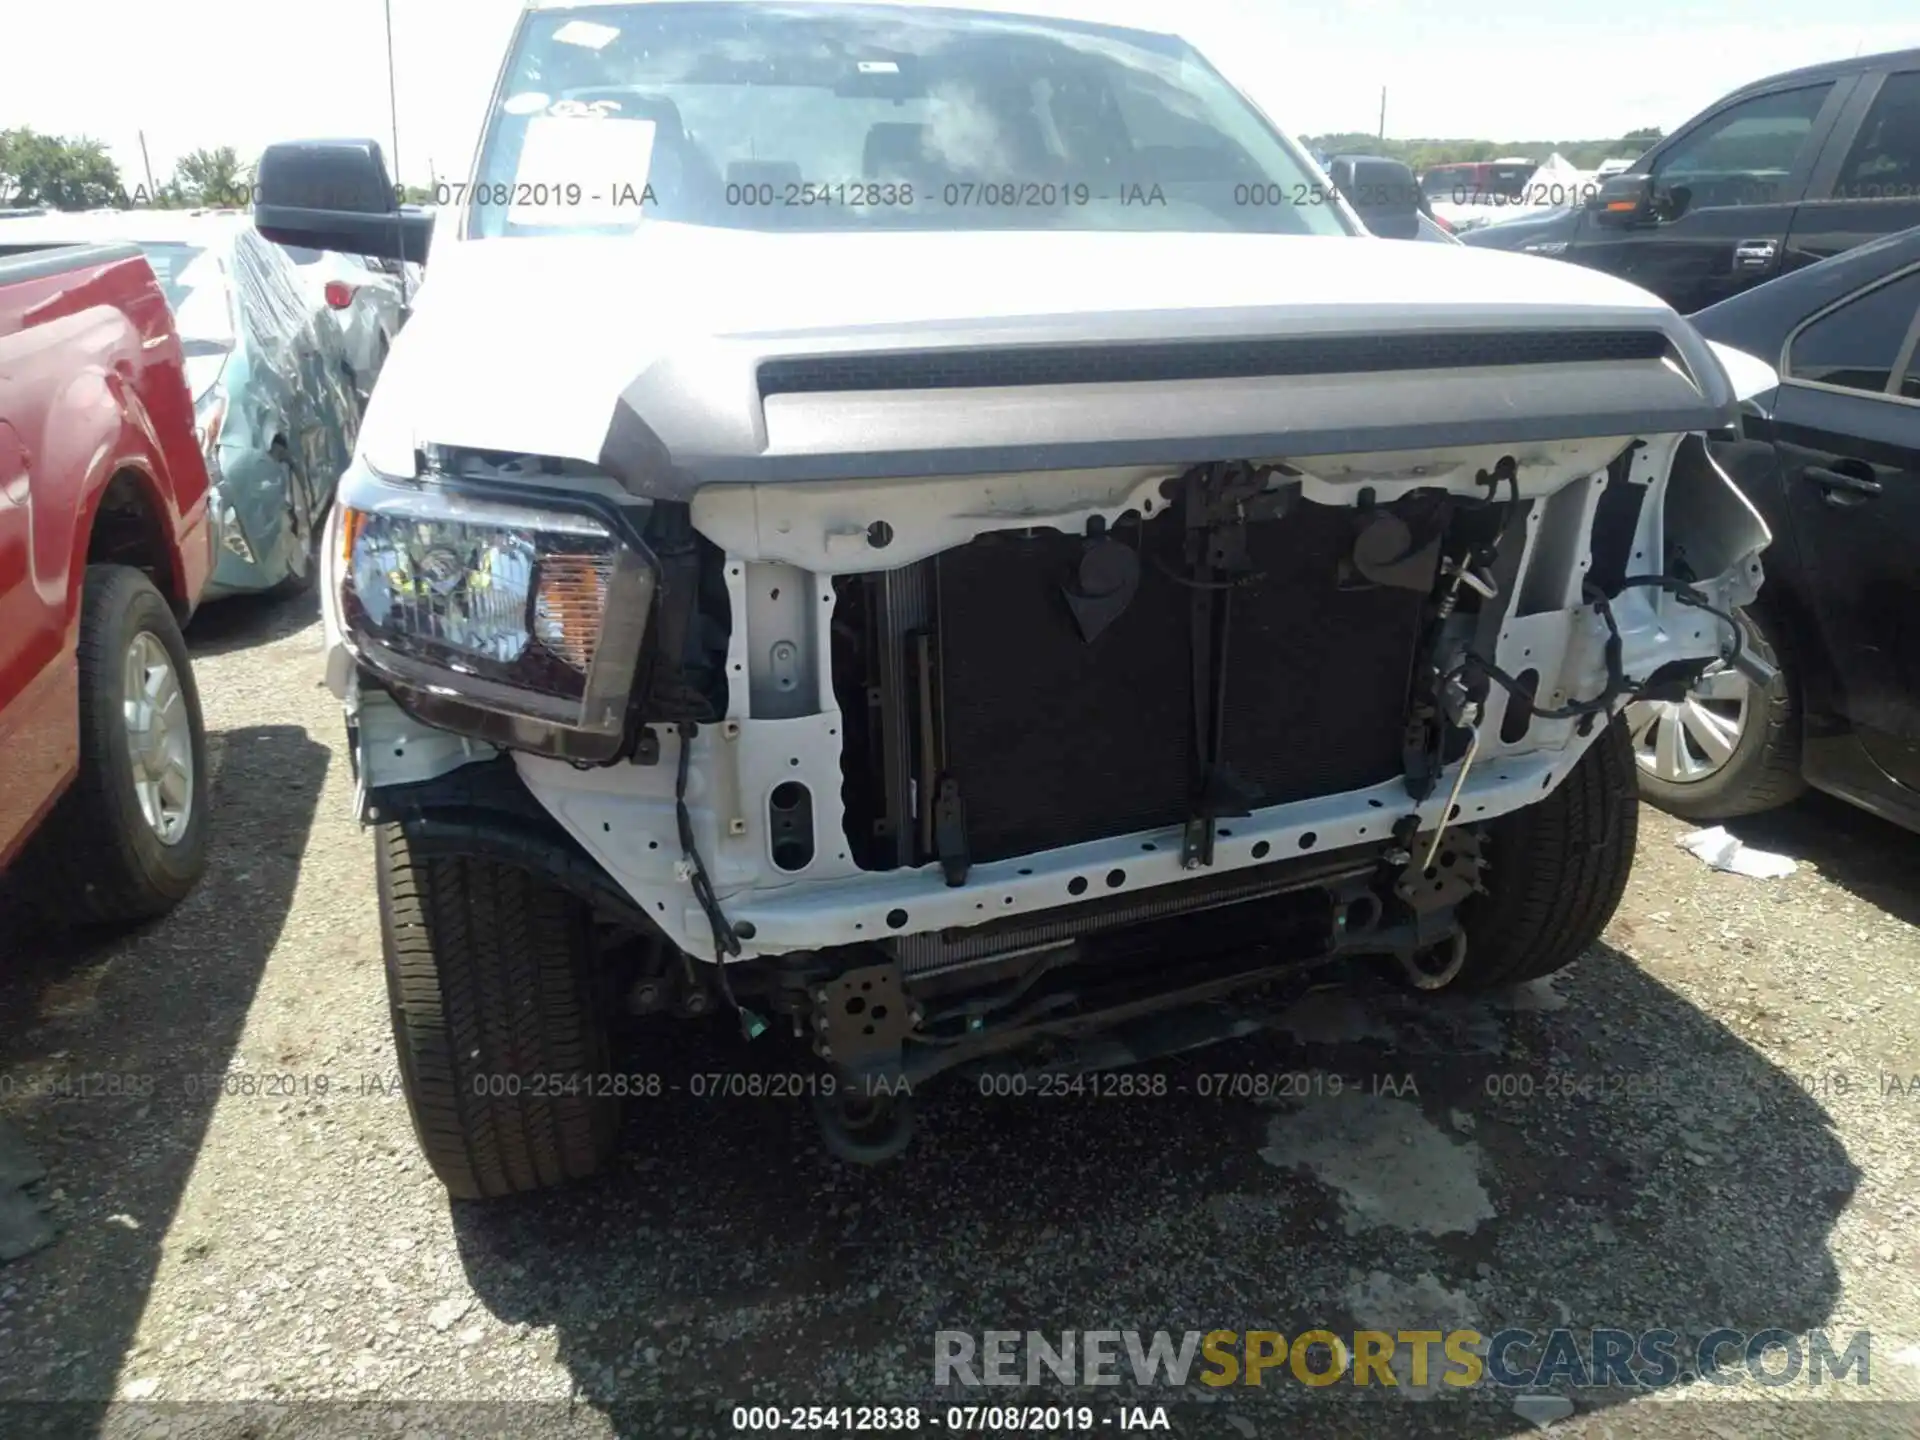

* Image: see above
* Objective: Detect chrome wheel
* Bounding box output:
[123,631,195,844]
[1625,664,1751,785]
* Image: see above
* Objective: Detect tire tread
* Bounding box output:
[15,565,209,927]
[1458,717,1639,989]
[376,825,617,1200]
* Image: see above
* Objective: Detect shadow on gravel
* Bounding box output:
[183,588,321,658]
[0,720,329,1429]
[1724,791,1920,928]
[445,939,1860,1437]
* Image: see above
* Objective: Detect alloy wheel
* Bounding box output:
[123,630,195,844]
[1624,664,1752,784]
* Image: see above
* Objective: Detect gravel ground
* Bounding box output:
[1,592,1917,1440]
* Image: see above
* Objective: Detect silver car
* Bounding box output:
[279,245,413,409]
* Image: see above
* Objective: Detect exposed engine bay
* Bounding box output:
[344,427,1769,1152]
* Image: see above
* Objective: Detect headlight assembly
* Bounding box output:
[334,462,657,762]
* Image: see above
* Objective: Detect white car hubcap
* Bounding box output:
[123,631,194,844]
[1625,664,1751,784]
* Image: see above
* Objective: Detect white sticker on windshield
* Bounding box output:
[857,60,900,73]
[510,115,656,227]
[502,91,551,116]
[552,19,620,49]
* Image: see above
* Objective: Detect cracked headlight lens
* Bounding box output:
[334,463,656,758]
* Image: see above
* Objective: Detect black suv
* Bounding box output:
[1465,50,1920,314]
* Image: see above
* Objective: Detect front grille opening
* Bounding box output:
[831,493,1428,872]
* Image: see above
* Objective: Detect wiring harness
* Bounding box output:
[1455,574,1750,723]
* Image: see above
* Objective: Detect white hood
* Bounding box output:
[360,224,1685,474]
[1707,340,1780,404]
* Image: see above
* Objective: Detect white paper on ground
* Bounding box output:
[1676,826,1798,879]
[510,116,656,227]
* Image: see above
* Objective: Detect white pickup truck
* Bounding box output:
[254,0,1774,1198]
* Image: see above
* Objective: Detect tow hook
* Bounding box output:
[1397,931,1469,990]
[812,1084,916,1165]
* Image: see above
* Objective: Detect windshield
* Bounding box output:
[464,2,1349,238]
[133,243,209,310]
[138,242,236,354]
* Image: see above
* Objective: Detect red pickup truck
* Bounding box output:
[0,242,214,926]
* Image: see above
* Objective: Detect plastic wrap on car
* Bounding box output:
[205,228,360,595]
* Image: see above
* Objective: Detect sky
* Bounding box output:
[2,0,1917,190]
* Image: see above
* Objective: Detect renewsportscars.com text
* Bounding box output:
[934,1327,1874,1390]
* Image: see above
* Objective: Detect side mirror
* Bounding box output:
[1329,155,1422,241]
[1589,172,1655,227]
[253,139,433,265]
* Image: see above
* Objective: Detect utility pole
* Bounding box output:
[1378,87,1387,142]
[137,130,157,205]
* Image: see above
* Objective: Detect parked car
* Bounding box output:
[277,245,411,409]
[0,242,213,924]
[0,214,362,599]
[1326,154,1430,239]
[1458,201,1583,257]
[254,0,1769,1195]
[1321,155,1456,241]
[1427,153,1594,235]
[1627,225,1920,833]
[1421,158,1538,207]
[1465,50,1920,312]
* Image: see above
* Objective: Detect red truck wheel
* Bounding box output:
[21,565,211,927]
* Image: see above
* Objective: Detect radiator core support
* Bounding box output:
[834,482,1432,878]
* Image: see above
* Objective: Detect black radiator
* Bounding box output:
[934,502,1425,864]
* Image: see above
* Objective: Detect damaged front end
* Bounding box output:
[321,315,1770,1153]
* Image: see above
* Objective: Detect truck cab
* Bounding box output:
[1466,50,1920,313]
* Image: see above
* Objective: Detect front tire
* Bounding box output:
[375,826,620,1199]
[16,565,210,928]
[1452,715,1639,989]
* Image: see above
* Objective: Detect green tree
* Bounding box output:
[171,146,252,207]
[122,179,188,210]
[0,128,124,209]
[1301,130,1670,177]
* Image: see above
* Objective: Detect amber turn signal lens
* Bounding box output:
[339,506,368,567]
[533,552,615,673]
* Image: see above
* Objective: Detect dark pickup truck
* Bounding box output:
[0,243,214,927]
[1465,49,1920,314]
